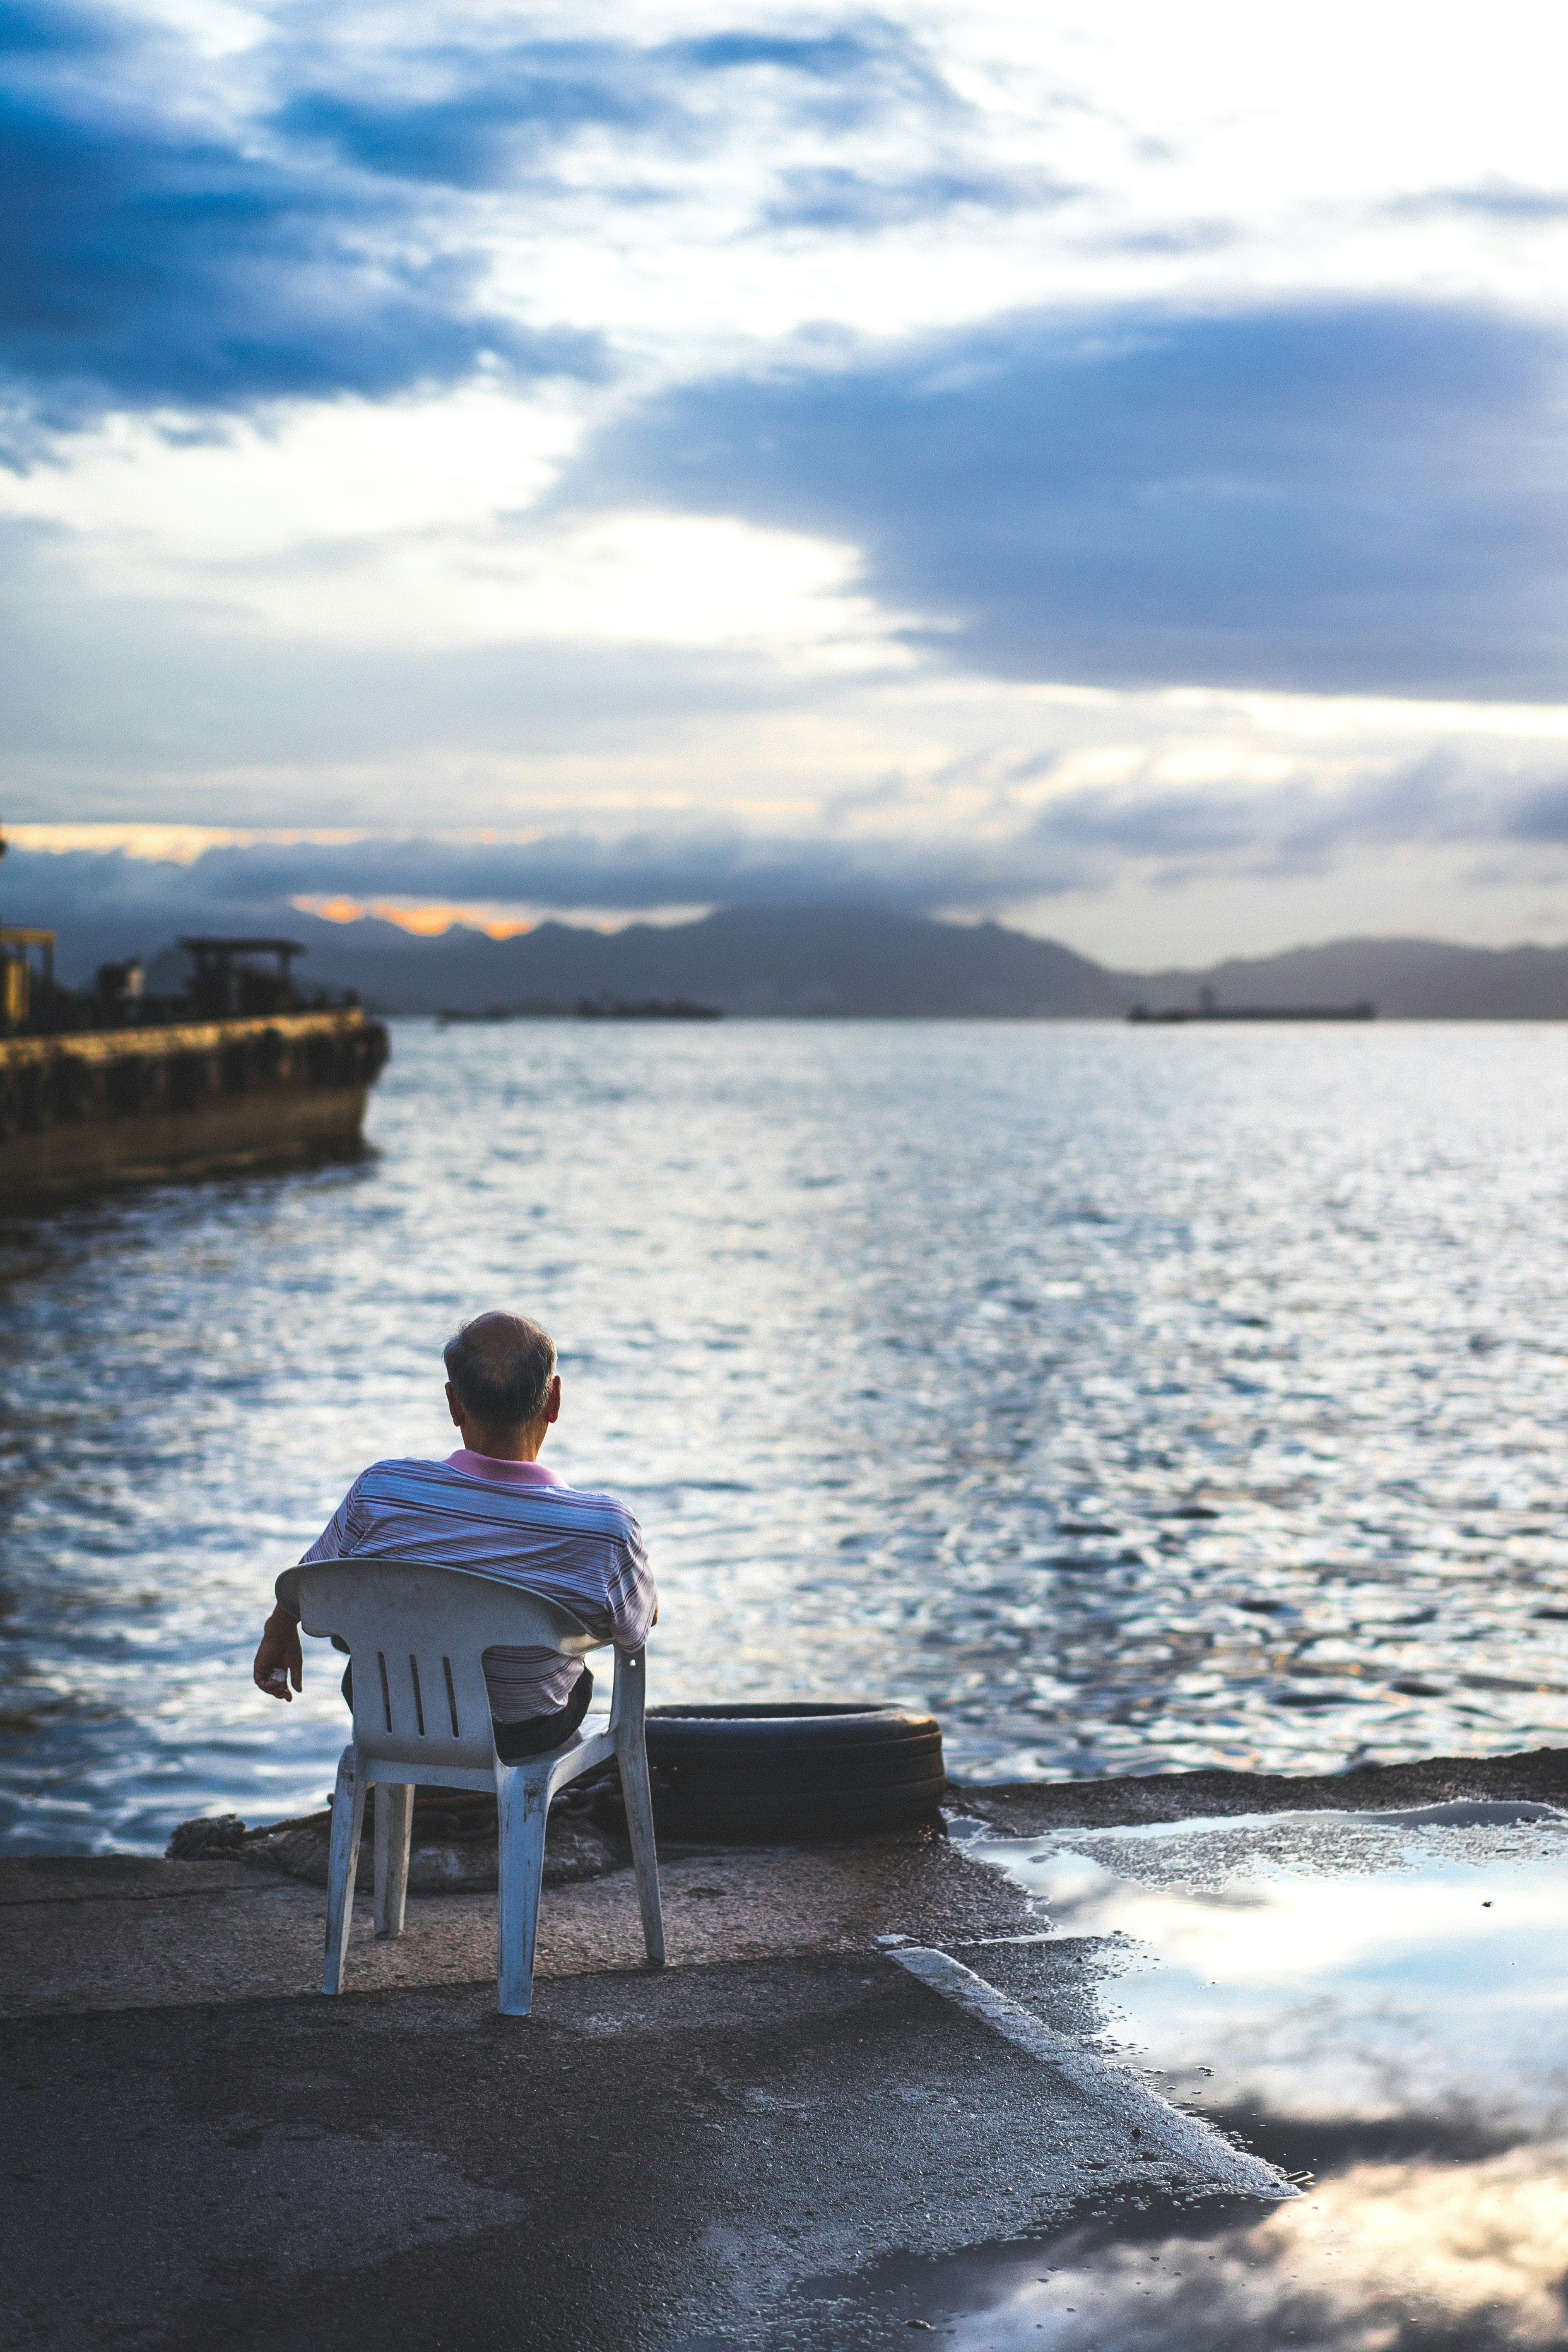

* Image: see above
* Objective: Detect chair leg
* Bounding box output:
[617,1736,666,1968]
[495,1764,550,2017]
[323,1744,366,1996]
[374,1782,414,1940]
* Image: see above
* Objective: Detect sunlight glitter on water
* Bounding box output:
[3,1018,1568,1851]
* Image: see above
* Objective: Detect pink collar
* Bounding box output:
[445,1448,568,1488]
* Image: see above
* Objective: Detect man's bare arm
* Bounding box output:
[253,1604,302,1701]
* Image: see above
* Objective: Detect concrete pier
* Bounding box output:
[3,1747,1564,2352]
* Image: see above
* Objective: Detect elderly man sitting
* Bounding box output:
[253,1310,656,1758]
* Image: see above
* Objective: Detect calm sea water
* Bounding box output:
[4,1018,1568,1855]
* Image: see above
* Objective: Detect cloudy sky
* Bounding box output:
[6,0,1568,964]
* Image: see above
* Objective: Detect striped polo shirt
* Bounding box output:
[295,1449,655,1721]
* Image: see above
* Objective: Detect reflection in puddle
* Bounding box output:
[957,1801,1568,2139]
[777,1806,1568,2349]
[783,2154,1568,2347]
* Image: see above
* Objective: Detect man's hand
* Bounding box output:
[253,1607,302,1702]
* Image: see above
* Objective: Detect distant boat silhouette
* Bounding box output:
[435,998,723,1026]
[1128,999,1375,1023]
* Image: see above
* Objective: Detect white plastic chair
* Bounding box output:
[278,1556,665,2017]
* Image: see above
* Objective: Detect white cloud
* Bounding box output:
[0,388,912,655]
[0,386,579,549]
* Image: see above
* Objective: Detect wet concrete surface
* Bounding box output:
[2,1948,1156,2350]
[0,1825,1028,2020]
[4,1760,1568,2350]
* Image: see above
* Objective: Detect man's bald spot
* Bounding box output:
[465,1310,540,1366]
[443,1311,557,1431]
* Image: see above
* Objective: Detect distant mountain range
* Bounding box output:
[132,903,1568,1019]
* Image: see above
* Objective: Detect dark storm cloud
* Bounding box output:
[574,300,1568,701]
[1025,754,1505,880]
[0,5,953,435]
[59,828,1075,919]
[272,43,670,193]
[667,21,951,123]
[0,835,1080,975]
[0,2,600,436]
[275,18,951,191]
[7,750,1557,969]
[673,26,920,77]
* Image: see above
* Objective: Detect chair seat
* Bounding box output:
[356,1722,613,1794]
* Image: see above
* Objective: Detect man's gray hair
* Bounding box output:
[443,1311,557,1429]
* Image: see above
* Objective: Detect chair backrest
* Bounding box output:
[281,1556,602,1771]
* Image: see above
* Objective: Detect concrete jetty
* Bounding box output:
[3,1746,1564,2352]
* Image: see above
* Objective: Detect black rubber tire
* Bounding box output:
[639,1702,946,1841]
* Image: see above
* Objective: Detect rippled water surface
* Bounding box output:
[4,1018,1568,1853]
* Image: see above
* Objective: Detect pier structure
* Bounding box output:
[0,1006,389,1206]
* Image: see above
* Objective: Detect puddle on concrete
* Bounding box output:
[759,1804,1568,2348]
[953,1800,1568,2142]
